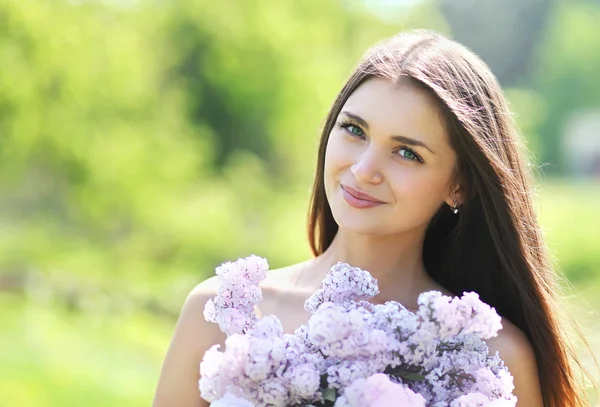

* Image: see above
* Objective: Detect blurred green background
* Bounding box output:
[1,0,599,405]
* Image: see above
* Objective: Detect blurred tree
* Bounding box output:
[440,0,553,87]
[2,0,595,298]
[0,0,210,283]
[441,0,600,173]
[161,1,282,168]
[531,0,600,173]
[0,0,410,295]
[160,0,410,176]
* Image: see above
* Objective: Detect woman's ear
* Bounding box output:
[444,185,464,208]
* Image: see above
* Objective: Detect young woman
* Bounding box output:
[153,30,589,407]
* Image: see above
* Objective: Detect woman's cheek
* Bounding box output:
[388,169,433,202]
[326,133,354,172]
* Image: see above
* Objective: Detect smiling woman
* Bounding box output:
[324,78,457,237]
[306,30,590,407]
[153,30,592,407]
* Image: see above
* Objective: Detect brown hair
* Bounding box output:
[308,30,589,406]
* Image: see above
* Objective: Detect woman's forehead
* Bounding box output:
[341,78,451,148]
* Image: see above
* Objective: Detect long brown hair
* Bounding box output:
[308,30,589,406]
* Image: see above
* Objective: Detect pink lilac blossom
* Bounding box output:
[199,256,517,407]
[304,262,379,313]
[450,392,516,407]
[326,358,381,390]
[283,363,322,402]
[335,373,426,407]
[200,257,326,406]
[200,335,253,402]
[417,291,503,340]
[308,303,388,359]
[203,255,269,335]
[255,379,289,407]
[211,392,255,407]
[210,393,254,407]
[415,336,516,406]
[200,326,317,405]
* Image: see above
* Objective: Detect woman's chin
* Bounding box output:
[334,219,390,236]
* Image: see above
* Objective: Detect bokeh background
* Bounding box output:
[1,0,599,406]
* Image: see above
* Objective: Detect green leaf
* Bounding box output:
[322,388,337,402]
[401,373,426,382]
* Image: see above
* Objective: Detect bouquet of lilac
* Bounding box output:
[200,256,516,407]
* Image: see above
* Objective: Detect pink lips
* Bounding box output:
[341,184,385,209]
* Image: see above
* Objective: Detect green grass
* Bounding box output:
[1,294,173,407]
[538,179,600,288]
[536,180,600,403]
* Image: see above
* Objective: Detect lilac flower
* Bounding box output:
[308,303,371,358]
[326,358,380,390]
[200,256,516,407]
[204,256,269,335]
[216,255,269,286]
[245,336,287,381]
[199,335,251,402]
[469,367,515,401]
[335,373,426,407]
[305,262,379,313]
[450,392,491,406]
[284,363,322,402]
[256,378,289,407]
[200,329,298,405]
[249,315,284,338]
[199,344,228,402]
[450,392,517,407]
[213,308,248,336]
[417,291,503,340]
[488,399,517,407]
[211,393,255,407]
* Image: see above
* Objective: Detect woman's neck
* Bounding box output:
[306,228,435,307]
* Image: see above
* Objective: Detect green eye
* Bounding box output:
[402,149,416,160]
[398,148,423,163]
[349,125,363,137]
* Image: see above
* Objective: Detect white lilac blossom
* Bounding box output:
[200,256,516,407]
[450,392,517,407]
[211,393,255,407]
[334,373,426,407]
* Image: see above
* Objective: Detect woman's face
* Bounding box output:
[324,77,460,236]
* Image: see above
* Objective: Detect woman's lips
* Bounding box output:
[341,185,385,209]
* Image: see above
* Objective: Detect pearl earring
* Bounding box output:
[452,199,459,215]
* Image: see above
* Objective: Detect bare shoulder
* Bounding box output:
[259,260,313,299]
[486,318,543,407]
[257,260,315,331]
[190,274,220,301]
[181,275,224,340]
[487,318,536,371]
[154,260,312,407]
[184,275,228,344]
[152,276,224,407]
[261,260,309,287]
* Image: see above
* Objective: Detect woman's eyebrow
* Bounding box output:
[341,111,370,129]
[340,110,436,155]
[391,135,436,155]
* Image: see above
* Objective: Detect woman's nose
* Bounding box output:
[350,149,383,184]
